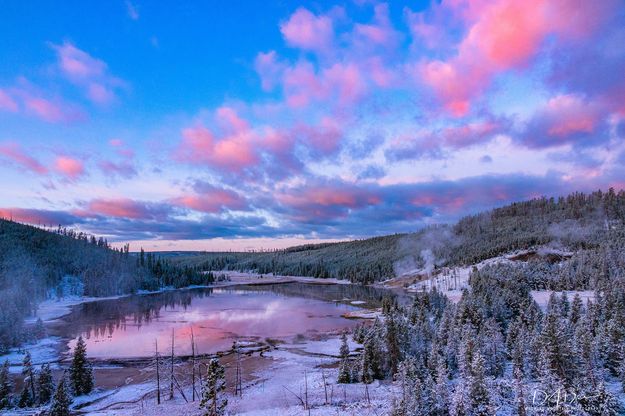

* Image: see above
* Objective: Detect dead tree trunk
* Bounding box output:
[191,328,196,402]
[170,329,175,400]
[155,339,161,405]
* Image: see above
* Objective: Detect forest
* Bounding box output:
[0,219,209,353]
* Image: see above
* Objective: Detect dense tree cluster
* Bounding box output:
[342,268,625,415]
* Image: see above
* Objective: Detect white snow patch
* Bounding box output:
[0,337,61,373]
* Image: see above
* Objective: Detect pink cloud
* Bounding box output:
[280,8,334,53]
[278,183,381,221]
[51,42,124,105]
[283,61,327,108]
[174,187,247,213]
[418,0,615,116]
[98,160,137,179]
[177,108,259,173]
[0,208,78,226]
[53,42,106,80]
[78,198,169,220]
[353,4,399,48]
[323,63,367,104]
[24,97,71,122]
[522,94,604,148]
[254,51,285,91]
[54,156,86,180]
[0,142,48,174]
[0,89,18,112]
[299,116,344,156]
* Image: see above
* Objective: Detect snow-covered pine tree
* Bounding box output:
[578,381,621,415]
[18,385,33,408]
[69,336,93,396]
[49,375,72,416]
[433,353,450,415]
[385,309,401,377]
[21,351,36,403]
[0,360,12,409]
[200,358,227,416]
[338,332,351,383]
[468,351,491,416]
[360,347,373,384]
[37,363,54,405]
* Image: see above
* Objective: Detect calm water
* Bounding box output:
[59,283,398,359]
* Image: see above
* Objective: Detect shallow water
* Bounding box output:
[59,283,393,359]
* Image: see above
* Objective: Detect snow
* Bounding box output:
[287,337,361,357]
[406,254,513,297]
[0,337,61,373]
[530,290,595,309]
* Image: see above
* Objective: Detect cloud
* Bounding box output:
[416,0,616,116]
[280,8,335,53]
[177,107,259,173]
[385,117,506,161]
[51,42,126,105]
[76,198,173,220]
[0,142,48,174]
[54,156,86,180]
[173,183,248,213]
[0,89,18,112]
[0,208,82,226]
[521,94,605,148]
[126,1,139,20]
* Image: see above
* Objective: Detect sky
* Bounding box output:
[1,0,624,251]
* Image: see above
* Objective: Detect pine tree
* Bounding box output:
[385,310,401,377]
[200,358,227,416]
[433,354,450,415]
[338,332,351,383]
[37,363,54,405]
[468,352,491,416]
[21,351,36,403]
[69,336,93,395]
[49,376,72,416]
[578,381,621,415]
[0,360,12,409]
[18,386,33,408]
[360,347,373,384]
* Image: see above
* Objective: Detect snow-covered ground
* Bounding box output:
[0,337,61,373]
[404,248,594,308]
[48,335,394,416]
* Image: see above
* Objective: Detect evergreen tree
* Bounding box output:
[338,332,351,383]
[468,352,491,416]
[433,354,450,415]
[18,386,33,408]
[0,360,12,409]
[200,358,227,416]
[578,381,621,416]
[69,336,93,395]
[21,351,36,402]
[385,310,401,377]
[49,376,72,416]
[37,363,54,405]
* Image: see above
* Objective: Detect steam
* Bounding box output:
[393,226,460,277]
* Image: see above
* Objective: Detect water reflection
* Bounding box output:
[60,283,394,359]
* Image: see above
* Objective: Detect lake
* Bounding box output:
[58,283,399,359]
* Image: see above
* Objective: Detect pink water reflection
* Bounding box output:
[67,289,359,358]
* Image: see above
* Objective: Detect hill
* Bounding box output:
[171,189,625,285]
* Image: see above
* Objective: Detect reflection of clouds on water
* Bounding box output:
[204,301,282,323]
